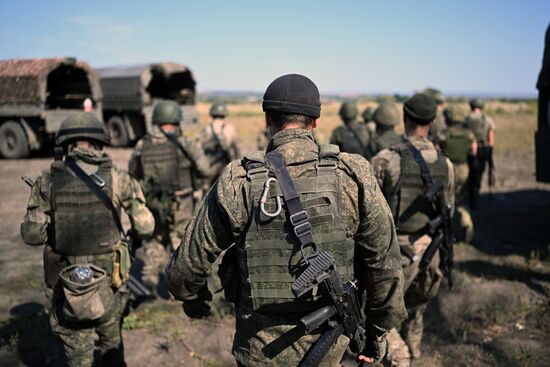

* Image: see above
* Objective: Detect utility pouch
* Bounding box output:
[112,241,132,288]
[43,245,66,288]
[59,264,114,322]
[218,245,240,304]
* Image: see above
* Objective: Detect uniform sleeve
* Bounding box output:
[181,137,212,179]
[165,162,249,301]
[340,155,407,333]
[445,158,456,212]
[128,141,143,179]
[371,149,401,197]
[113,166,155,238]
[20,172,51,246]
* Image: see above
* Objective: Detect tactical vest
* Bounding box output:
[202,123,230,166]
[51,159,120,256]
[466,113,489,145]
[339,122,370,156]
[140,137,193,191]
[390,143,449,235]
[239,145,354,313]
[443,127,470,164]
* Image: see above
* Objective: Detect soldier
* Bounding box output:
[202,101,242,184]
[128,100,210,294]
[371,93,455,366]
[20,113,155,367]
[465,98,496,209]
[440,105,477,242]
[362,105,377,134]
[257,126,322,151]
[423,89,447,146]
[165,74,407,366]
[369,101,403,156]
[329,101,373,159]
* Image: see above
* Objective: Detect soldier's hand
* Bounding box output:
[358,334,387,364]
[182,287,212,319]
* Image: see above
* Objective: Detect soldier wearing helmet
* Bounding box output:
[362,105,378,134]
[166,74,406,366]
[128,100,210,295]
[440,105,477,243]
[330,101,373,159]
[369,101,403,156]
[465,98,495,209]
[202,101,242,184]
[422,88,447,146]
[20,112,155,366]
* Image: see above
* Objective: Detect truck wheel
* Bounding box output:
[0,121,30,158]
[107,115,129,147]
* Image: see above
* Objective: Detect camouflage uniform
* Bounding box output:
[372,135,455,364]
[369,101,403,157]
[257,128,322,151]
[202,117,242,184]
[129,126,210,293]
[166,127,407,366]
[21,145,154,367]
[329,121,372,158]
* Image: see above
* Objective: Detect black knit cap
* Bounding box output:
[262,74,321,118]
[403,93,437,125]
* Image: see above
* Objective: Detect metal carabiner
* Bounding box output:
[259,177,282,218]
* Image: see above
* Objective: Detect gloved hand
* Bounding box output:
[182,286,213,319]
[357,333,387,364]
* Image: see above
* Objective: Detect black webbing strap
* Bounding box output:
[404,140,433,187]
[265,150,315,247]
[345,124,369,157]
[65,158,125,237]
[162,131,195,168]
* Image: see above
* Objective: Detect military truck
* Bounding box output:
[536,24,550,183]
[0,57,102,158]
[98,62,198,147]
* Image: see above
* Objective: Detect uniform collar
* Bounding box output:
[406,135,435,151]
[266,128,318,165]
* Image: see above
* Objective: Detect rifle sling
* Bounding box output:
[265,150,315,248]
[65,158,125,238]
[162,131,196,170]
[404,140,433,187]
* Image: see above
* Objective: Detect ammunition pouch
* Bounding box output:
[59,264,114,322]
[112,241,132,288]
[218,245,240,304]
[43,244,66,288]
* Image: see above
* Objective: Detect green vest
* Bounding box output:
[51,159,120,256]
[337,122,371,157]
[140,136,193,192]
[390,144,449,235]
[375,130,402,152]
[239,145,355,313]
[466,113,489,145]
[442,126,470,164]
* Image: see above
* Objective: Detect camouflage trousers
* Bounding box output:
[454,163,474,243]
[50,283,129,367]
[233,310,348,367]
[141,197,193,293]
[387,234,443,366]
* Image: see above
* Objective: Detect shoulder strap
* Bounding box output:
[403,140,433,187]
[65,158,125,238]
[345,124,369,156]
[265,150,315,248]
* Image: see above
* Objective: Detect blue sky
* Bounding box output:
[0,0,548,96]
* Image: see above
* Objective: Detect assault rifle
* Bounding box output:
[291,251,366,367]
[420,179,455,288]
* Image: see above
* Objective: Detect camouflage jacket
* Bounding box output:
[166,128,407,363]
[20,148,155,263]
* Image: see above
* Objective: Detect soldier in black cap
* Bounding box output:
[166,74,407,366]
[371,93,455,366]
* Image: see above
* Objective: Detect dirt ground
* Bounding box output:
[0,102,549,367]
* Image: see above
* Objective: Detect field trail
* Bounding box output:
[0,103,549,366]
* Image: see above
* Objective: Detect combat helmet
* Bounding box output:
[339,101,358,120]
[210,102,228,118]
[362,106,376,123]
[469,98,485,110]
[56,112,109,146]
[422,88,445,104]
[152,100,182,125]
[444,105,467,125]
[373,101,400,127]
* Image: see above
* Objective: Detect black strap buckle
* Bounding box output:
[290,211,312,238]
